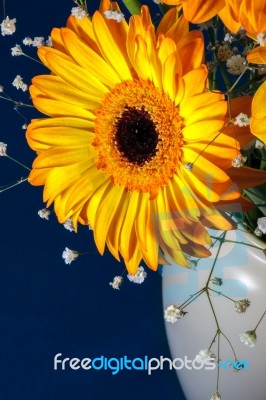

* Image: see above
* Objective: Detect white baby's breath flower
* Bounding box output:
[234,112,250,127]
[257,217,266,234]
[210,390,221,400]
[1,16,16,36]
[232,154,247,168]
[239,330,257,347]
[210,277,223,286]
[11,44,23,56]
[62,247,79,265]
[71,6,87,19]
[255,139,264,149]
[88,224,93,230]
[127,266,147,284]
[164,305,186,323]
[0,142,7,156]
[195,349,215,364]
[257,32,266,47]
[63,218,75,232]
[22,37,33,46]
[104,10,125,23]
[22,124,27,130]
[12,75,28,92]
[46,36,53,47]
[153,0,162,3]
[224,32,234,43]
[109,276,123,289]
[38,208,51,220]
[235,299,251,313]
[226,54,246,75]
[0,85,3,92]
[32,36,45,48]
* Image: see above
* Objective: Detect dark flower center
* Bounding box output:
[114,106,159,166]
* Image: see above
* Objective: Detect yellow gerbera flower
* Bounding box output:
[26,2,266,274]
[250,81,266,143]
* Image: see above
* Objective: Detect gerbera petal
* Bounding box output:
[86,180,112,229]
[32,75,101,110]
[226,166,266,189]
[92,11,132,81]
[176,31,204,73]
[182,0,225,23]
[251,80,266,140]
[219,1,241,34]
[30,88,94,119]
[94,185,125,255]
[64,168,108,216]
[66,15,100,55]
[39,47,108,98]
[42,161,90,206]
[60,28,121,87]
[135,192,150,251]
[247,46,266,65]
[106,190,129,261]
[27,123,94,151]
[182,66,208,99]
[157,9,189,42]
[32,147,94,168]
[100,0,130,66]
[119,191,140,262]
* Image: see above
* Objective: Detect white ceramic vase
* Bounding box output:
[162,226,266,400]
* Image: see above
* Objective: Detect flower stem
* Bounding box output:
[0,177,28,193]
[209,236,265,251]
[228,65,249,93]
[220,331,237,360]
[254,309,266,331]
[216,332,221,391]
[206,290,220,331]
[6,155,31,171]
[208,287,235,303]
[205,232,226,287]
[180,288,206,310]
[121,0,142,15]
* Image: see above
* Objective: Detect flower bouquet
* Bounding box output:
[1,0,266,399]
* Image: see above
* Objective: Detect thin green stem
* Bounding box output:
[206,290,220,330]
[180,288,206,310]
[21,52,43,65]
[254,309,266,331]
[205,232,226,287]
[209,330,219,350]
[208,288,235,303]
[0,94,33,108]
[220,331,237,360]
[216,332,221,391]
[228,66,249,93]
[209,236,265,251]
[0,177,28,193]
[6,155,31,171]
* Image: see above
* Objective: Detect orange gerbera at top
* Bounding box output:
[26,1,266,273]
[162,0,225,23]
[162,0,266,63]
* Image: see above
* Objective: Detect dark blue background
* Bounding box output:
[0,1,186,399]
